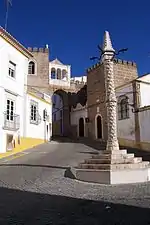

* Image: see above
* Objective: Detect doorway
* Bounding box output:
[96,115,102,139]
[79,118,84,137]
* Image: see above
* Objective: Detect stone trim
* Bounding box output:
[95,114,104,140]
[132,81,141,147]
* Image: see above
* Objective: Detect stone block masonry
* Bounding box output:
[27,47,50,88]
[87,59,138,141]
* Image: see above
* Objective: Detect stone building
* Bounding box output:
[87,59,138,140]
[27,47,86,137]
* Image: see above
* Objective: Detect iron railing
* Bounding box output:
[3,112,20,130]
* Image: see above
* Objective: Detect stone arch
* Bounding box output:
[62,69,67,80]
[28,60,37,75]
[57,68,61,79]
[52,89,70,137]
[95,114,103,139]
[51,68,56,79]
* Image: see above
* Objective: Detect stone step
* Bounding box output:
[91,153,135,160]
[78,161,149,170]
[104,149,127,155]
[133,157,143,163]
[84,157,142,165]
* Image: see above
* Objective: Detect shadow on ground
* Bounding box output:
[52,136,150,161]
[0,164,76,179]
[51,136,107,151]
[0,186,150,224]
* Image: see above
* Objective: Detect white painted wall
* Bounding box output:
[50,79,70,87]
[116,83,135,141]
[139,109,150,143]
[49,60,71,87]
[25,94,52,140]
[139,82,150,107]
[70,76,87,83]
[0,36,29,153]
[0,36,28,97]
[71,103,87,137]
[137,74,150,82]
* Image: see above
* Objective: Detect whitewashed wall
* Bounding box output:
[70,76,87,83]
[49,61,71,87]
[0,36,28,97]
[25,94,52,140]
[139,109,150,143]
[71,103,87,137]
[116,83,135,141]
[137,74,150,82]
[0,36,29,153]
[139,82,150,107]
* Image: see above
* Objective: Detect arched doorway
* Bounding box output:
[96,115,102,139]
[79,118,84,137]
[52,90,70,137]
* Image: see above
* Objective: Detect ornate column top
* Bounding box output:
[102,31,115,52]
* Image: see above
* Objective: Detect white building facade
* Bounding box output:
[24,89,52,142]
[0,27,33,153]
[49,58,71,87]
[116,74,150,150]
[0,27,53,153]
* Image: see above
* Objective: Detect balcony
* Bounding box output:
[3,112,20,131]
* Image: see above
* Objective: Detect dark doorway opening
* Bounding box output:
[79,118,84,137]
[97,115,102,139]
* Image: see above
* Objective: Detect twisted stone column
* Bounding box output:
[104,57,119,151]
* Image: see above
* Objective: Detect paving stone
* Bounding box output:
[0,140,149,224]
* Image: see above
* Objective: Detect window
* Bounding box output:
[30,100,38,124]
[6,99,14,121]
[51,68,56,79]
[28,61,35,75]
[57,68,61,79]
[62,69,67,79]
[118,96,129,120]
[43,109,47,121]
[8,61,16,78]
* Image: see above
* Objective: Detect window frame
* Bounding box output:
[6,99,15,121]
[51,68,56,79]
[28,61,36,75]
[118,95,129,120]
[8,61,16,79]
[30,100,39,125]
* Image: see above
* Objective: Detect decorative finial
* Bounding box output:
[103,31,114,52]
[90,31,128,62]
[45,44,49,48]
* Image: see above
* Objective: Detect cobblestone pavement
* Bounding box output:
[0,140,150,224]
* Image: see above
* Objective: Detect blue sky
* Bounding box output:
[0,0,150,77]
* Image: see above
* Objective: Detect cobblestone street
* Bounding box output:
[0,140,150,224]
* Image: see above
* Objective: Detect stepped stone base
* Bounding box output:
[74,149,150,185]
